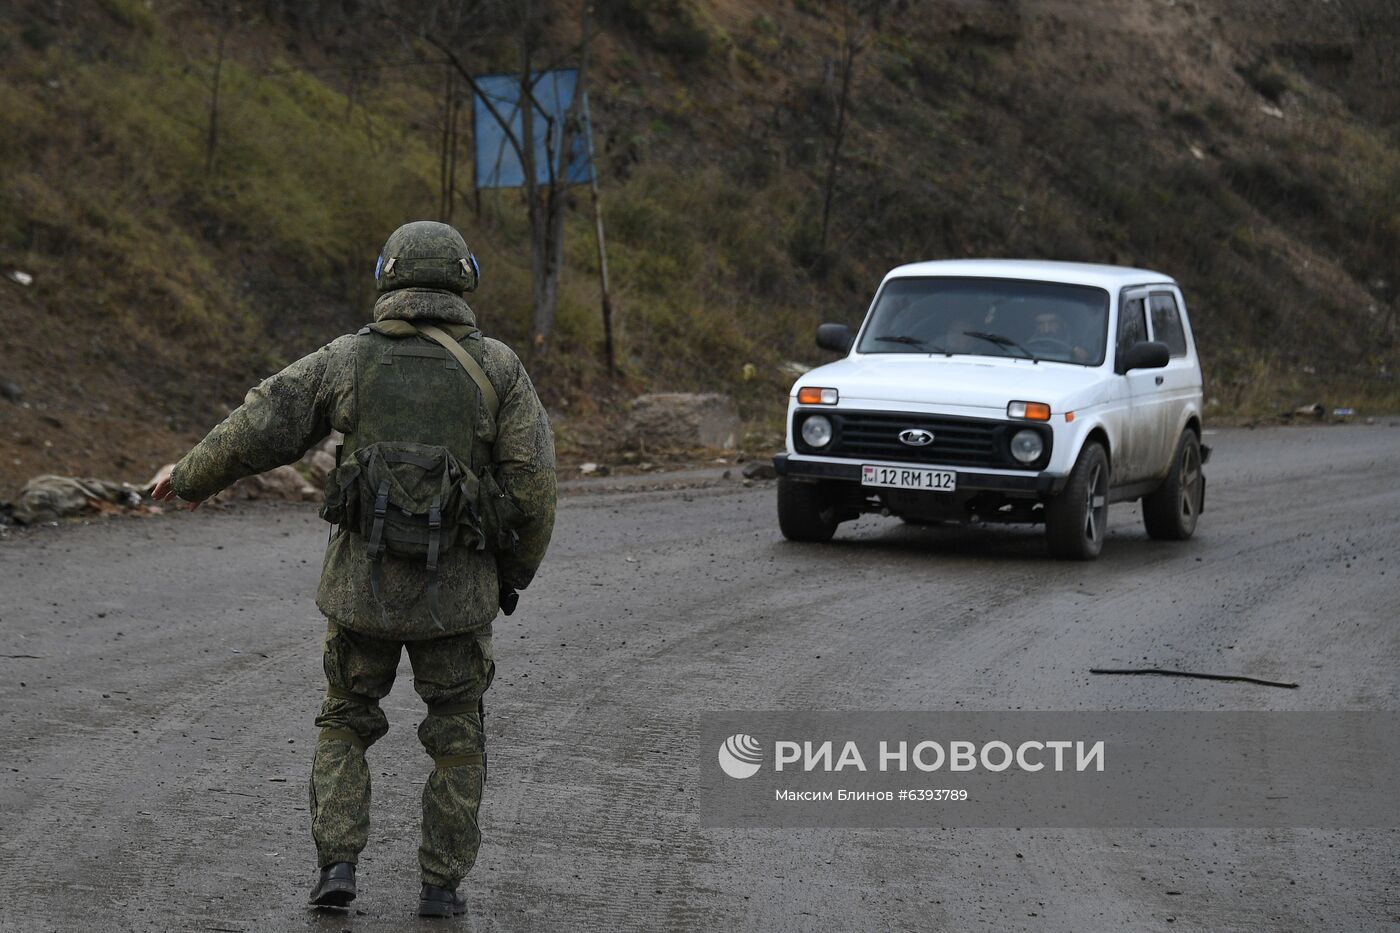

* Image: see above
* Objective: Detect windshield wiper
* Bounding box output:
[873,334,951,355]
[963,331,1038,363]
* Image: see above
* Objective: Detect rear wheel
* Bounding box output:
[1142,430,1203,540]
[777,478,840,542]
[1045,442,1109,560]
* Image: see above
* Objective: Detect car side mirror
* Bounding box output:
[816,323,854,355]
[1117,340,1170,374]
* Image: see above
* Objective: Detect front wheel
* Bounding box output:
[1142,430,1204,540]
[1045,442,1109,560]
[777,478,840,542]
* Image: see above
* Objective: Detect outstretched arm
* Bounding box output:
[162,335,353,505]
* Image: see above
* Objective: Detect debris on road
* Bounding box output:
[10,475,145,525]
[1089,667,1298,689]
[7,269,33,286]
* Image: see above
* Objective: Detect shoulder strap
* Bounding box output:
[413,323,500,420]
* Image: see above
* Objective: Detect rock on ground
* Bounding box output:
[220,465,319,503]
[624,393,740,451]
[741,460,778,480]
[299,433,342,486]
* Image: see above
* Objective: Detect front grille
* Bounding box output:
[795,409,1048,470]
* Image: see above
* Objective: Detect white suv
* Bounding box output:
[774,260,1208,559]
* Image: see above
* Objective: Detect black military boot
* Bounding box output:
[418,883,468,918]
[309,862,357,908]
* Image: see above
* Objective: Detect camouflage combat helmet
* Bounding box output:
[375,221,480,294]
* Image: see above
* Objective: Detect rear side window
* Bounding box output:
[1149,293,1188,357]
[1117,296,1147,359]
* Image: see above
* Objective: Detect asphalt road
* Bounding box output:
[2,425,1398,932]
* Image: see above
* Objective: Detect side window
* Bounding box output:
[1117,296,1147,360]
[1149,293,1187,357]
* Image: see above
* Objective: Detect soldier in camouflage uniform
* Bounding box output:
[152,221,556,919]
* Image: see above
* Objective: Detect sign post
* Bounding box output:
[583,94,616,376]
[472,72,616,374]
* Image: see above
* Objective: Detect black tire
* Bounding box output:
[1045,442,1109,560]
[777,478,840,542]
[1142,430,1204,540]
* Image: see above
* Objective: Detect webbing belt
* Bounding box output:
[366,480,390,624]
[367,480,389,561]
[426,499,442,628]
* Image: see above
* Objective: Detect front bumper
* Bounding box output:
[773,453,1071,496]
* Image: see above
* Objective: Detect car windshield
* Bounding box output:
[856,277,1111,366]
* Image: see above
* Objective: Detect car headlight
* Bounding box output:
[1007,400,1051,421]
[1010,429,1044,464]
[801,415,833,448]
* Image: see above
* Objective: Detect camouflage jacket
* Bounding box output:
[170,288,557,639]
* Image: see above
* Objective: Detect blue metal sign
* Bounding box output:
[473,69,592,189]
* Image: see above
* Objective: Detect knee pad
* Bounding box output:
[420,702,485,772]
[318,686,388,749]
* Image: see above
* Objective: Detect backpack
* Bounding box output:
[319,321,524,627]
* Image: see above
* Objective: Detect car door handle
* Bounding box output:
[1154,375,1164,385]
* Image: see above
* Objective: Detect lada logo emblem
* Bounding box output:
[899,429,934,447]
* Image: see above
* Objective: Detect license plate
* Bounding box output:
[861,464,957,492]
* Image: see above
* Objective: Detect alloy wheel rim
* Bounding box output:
[1084,462,1107,543]
[1180,443,1202,522]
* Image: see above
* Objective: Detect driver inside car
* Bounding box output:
[1032,311,1090,363]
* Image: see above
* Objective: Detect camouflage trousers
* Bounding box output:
[310,621,494,889]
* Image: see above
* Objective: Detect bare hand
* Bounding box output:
[150,475,203,511]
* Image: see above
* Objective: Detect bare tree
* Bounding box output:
[818,0,904,254]
[438,65,462,223]
[204,2,237,177]
[416,1,594,355]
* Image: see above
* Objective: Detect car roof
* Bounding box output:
[884,259,1176,290]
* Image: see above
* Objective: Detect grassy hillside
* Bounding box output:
[0,0,1397,494]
